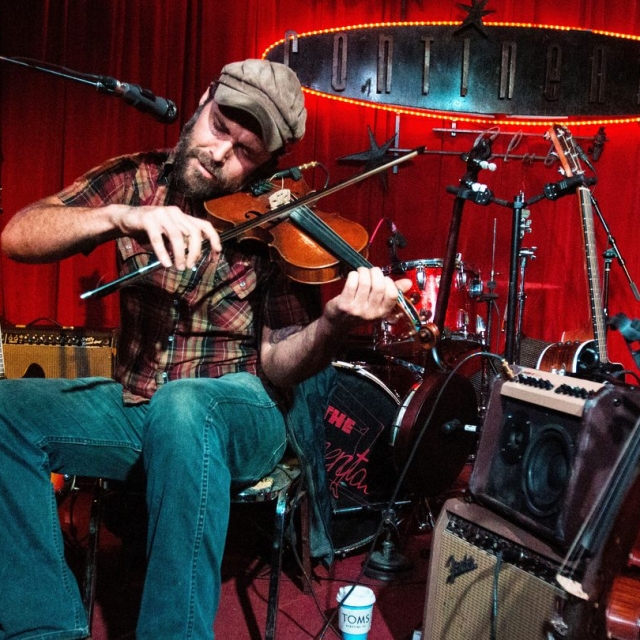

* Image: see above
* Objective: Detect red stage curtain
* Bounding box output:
[1,0,640,370]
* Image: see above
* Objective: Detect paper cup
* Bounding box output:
[336,585,376,640]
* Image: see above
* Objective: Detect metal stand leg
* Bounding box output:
[82,479,106,633]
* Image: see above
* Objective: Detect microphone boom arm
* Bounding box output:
[0,55,177,123]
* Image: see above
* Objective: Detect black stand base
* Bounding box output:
[364,540,413,581]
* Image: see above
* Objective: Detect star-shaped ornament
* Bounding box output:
[338,126,397,191]
[455,0,496,37]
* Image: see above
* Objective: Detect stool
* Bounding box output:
[80,458,311,640]
[232,458,311,639]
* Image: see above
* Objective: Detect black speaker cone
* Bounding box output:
[499,410,531,464]
[522,425,573,517]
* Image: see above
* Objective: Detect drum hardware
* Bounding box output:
[513,245,536,365]
[332,497,412,517]
[414,496,437,533]
[377,257,485,358]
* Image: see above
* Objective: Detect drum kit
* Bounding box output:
[324,254,489,562]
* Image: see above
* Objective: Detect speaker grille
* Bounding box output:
[424,499,567,640]
[517,337,552,369]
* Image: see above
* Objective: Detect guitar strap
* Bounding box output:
[609,312,640,370]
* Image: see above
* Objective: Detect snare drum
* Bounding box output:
[376,258,484,356]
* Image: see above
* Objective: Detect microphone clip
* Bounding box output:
[543,174,597,201]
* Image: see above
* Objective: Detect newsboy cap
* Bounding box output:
[213,59,306,153]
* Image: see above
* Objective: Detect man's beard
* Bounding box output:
[171,106,246,199]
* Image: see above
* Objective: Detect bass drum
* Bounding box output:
[324,362,402,555]
[392,371,478,497]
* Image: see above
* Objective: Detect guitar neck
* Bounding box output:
[577,185,609,364]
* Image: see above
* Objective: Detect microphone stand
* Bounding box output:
[0,55,103,91]
[0,56,177,123]
[590,193,640,311]
[514,247,536,365]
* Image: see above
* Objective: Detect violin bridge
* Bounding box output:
[268,189,292,209]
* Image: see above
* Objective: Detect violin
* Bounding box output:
[553,386,640,638]
[203,176,369,284]
[81,147,438,352]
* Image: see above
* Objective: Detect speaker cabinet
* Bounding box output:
[422,498,569,640]
[2,326,116,379]
[469,370,640,547]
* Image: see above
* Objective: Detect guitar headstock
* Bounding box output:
[546,124,583,178]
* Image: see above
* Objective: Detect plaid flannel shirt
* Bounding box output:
[58,150,319,403]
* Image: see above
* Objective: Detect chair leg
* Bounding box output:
[265,486,288,640]
[299,494,312,595]
[82,479,105,633]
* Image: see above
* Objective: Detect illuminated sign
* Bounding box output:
[264,22,640,124]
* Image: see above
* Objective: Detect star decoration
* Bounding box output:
[338,126,397,191]
[455,0,496,37]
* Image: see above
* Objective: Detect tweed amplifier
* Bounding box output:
[1,326,116,379]
[422,498,571,640]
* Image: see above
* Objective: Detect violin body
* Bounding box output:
[204,177,369,284]
[607,575,640,640]
[605,526,640,640]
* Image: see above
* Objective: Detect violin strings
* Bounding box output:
[558,411,640,585]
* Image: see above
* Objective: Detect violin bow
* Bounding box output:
[80,146,426,300]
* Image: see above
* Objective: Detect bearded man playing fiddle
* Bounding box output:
[0,59,411,639]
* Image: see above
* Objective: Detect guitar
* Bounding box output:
[537,125,617,377]
[0,322,73,500]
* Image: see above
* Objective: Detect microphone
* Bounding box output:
[97,76,178,124]
[609,312,640,342]
[270,161,318,181]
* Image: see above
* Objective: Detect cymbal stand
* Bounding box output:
[477,219,499,418]
[602,248,615,322]
[514,246,536,364]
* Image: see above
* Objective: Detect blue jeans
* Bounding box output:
[0,373,287,640]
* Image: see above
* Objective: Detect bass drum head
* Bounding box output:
[393,371,478,497]
[324,362,401,555]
